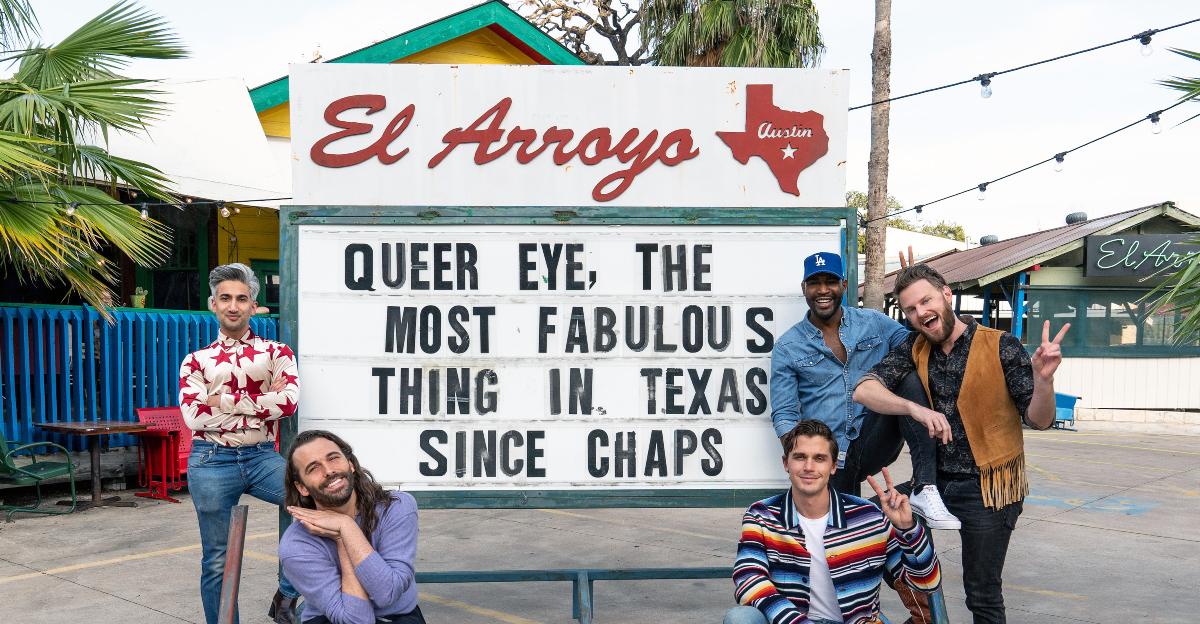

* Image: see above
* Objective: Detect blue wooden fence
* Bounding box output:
[0,304,278,453]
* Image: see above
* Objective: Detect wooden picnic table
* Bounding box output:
[36,420,150,510]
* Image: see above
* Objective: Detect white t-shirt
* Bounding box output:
[796,510,843,623]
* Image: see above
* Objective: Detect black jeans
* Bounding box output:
[304,605,425,624]
[832,371,937,496]
[938,475,1024,624]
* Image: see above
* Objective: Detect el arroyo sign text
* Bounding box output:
[289,65,848,208]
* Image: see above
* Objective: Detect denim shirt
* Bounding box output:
[770,307,908,456]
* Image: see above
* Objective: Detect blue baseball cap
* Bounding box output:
[803,252,845,281]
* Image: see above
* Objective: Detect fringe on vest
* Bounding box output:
[979,454,1029,510]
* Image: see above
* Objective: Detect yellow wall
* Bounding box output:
[256,29,540,139]
[215,205,279,265]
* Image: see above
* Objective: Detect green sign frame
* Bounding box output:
[278,205,857,510]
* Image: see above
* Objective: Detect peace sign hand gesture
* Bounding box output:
[865,467,915,531]
[1032,320,1070,382]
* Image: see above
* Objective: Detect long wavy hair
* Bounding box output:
[285,430,393,538]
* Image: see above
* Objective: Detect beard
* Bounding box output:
[807,297,842,322]
[916,301,957,345]
[308,470,355,508]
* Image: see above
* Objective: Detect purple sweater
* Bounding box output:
[279,491,419,624]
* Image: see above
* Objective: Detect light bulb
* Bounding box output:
[1053,154,1065,172]
[980,77,992,99]
[1140,35,1153,57]
[140,208,149,220]
[234,206,241,214]
[1150,112,1162,135]
[66,201,78,216]
[220,206,231,218]
[977,184,988,201]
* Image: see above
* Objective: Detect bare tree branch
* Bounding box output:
[514,0,649,66]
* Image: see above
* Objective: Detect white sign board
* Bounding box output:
[297,224,837,490]
[289,64,849,208]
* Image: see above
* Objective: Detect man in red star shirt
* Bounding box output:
[179,263,301,624]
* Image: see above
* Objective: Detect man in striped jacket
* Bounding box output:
[726,420,941,624]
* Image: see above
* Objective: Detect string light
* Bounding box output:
[848,18,1199,110]
[978,74,994,99]
[218,200,230,218]
[66,201,78,216]
[139,203,149,220]
[865,100,1187,224]
[1149,112,1162,134]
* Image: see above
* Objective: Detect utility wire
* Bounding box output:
[848,17,1200,111]
[863,98,1193,225]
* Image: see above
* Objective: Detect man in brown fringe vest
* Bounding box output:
[853,264,1068,624]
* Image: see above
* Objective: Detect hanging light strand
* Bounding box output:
[865,99,1189,224]
[848,17,1200,111]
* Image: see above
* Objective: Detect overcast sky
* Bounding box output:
[31,0,1200,239]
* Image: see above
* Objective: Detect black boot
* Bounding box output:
[268,589,300,624]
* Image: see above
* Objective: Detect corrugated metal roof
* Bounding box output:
[880,202,1192,292]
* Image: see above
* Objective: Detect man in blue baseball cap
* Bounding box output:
[770,251,960,622]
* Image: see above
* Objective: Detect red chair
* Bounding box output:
[134,407,192,503]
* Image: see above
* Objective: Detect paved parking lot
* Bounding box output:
[1,429,1197,623]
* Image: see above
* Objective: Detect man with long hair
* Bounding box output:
[280,430,424,624]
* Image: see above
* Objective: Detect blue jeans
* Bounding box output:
[188,440,298,624]
[723,606,840,624]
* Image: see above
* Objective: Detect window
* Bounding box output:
[251,260,280,313]
[1022,287,1200,357]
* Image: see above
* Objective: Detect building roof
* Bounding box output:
[248,1,584,113]
[106,78,288,208]
[880,202,1200,292]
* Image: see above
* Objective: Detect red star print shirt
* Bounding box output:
[178,328,299,446]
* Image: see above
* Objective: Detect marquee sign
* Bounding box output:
[293,223,839,492]
[289,64,848,208]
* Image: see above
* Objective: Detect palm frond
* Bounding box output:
[642,0,823,68]
[74,144,175,201]
[9,1,186,87]
[0,0,36,48]
[0,129,57,179]
[0,79,165,138]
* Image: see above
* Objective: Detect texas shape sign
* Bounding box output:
[717,84,830,197]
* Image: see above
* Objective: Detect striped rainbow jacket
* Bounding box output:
[733,488,941,624]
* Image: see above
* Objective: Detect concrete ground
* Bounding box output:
[0,429,1197,624]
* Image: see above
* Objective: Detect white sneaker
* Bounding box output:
[908,485,962,530]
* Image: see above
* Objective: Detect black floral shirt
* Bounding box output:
[860,316,1034,476]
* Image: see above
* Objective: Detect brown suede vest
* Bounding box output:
[913,326,1027,509]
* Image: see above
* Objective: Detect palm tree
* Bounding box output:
[1146,48,1200,342]
[641,0,823,68]
[0,1,186,315]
